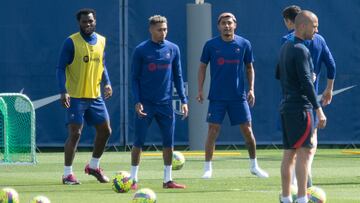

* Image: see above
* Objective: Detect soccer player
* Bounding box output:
[56,8,112,185]
[130,15,188,189]
[282,5,336,187]
[276,11,327,203]
[197,12,269,179]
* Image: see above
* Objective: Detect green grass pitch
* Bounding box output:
[1,149,359,202]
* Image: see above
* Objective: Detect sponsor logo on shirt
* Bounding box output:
[217,57,240,66]
[83,55,100,63]
[83,56,89,62]
[148,63,171,71]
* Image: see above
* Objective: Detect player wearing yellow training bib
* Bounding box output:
[65,32,106,98]
[56,8,112,185]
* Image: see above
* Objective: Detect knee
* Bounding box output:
[96,122,112,137]
[69,129,82,140]
[298,148,312,159]
[106,126,112,136]
[243,130,254,142]
[102,126,112,137]
[282,152,296,165]
[240,122,253,137]
[208,124,220,136]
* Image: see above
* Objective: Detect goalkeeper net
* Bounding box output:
[0,93,36,164]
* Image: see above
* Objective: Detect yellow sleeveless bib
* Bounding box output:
[66,32,105,98]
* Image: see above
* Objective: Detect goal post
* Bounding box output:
[0,93,36,164]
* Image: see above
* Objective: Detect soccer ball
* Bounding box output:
[112,171,133,193]
[132,188,156,203]
[172,151,185,170]
[30,195,51,203]
[278,185,297,202]
[307,186,326,203]
[0,187,19,203]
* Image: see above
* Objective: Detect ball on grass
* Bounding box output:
[172,151,185,170]
[307,186,326,203]
[112,171,133,193]
[0,187,19,203]
[132,188,156,203]
[30,195,51,203]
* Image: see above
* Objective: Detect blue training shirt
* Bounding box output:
[282,31,336,92]
[131,39,187,105]
[200,35,254,101]
[56,32,111,94]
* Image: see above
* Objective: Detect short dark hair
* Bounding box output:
[148,15,167,26]
[76,8,96,21]
[217,12,237,24]
[282,5,301,23]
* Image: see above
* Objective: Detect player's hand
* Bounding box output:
[135,102,147,117]
[316,107,327,129]
[181,103,188,120]
[197,91,204,104]
[321,88,332,106]
[60,93,70,108]
[104,85,113,99]
[247,89,255,107]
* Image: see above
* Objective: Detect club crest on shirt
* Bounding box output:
[165,52,171,59]
[235,47,240,53]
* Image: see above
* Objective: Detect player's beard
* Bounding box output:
[81,26,96,36]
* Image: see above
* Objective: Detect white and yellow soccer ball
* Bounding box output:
[30,195,51,203]
[132,188,156,203]
[112,171,133,193]
[0,187,19,203]
[307,186,326,203]
[172,151,185,170]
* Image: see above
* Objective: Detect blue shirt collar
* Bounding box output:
[80,31,96,41]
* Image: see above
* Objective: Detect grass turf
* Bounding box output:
[1,149,359,202]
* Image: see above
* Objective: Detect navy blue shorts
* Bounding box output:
[281,109,314,149]
[206,100,251,125]
[66,97,109,126]
[134,102,175,148]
